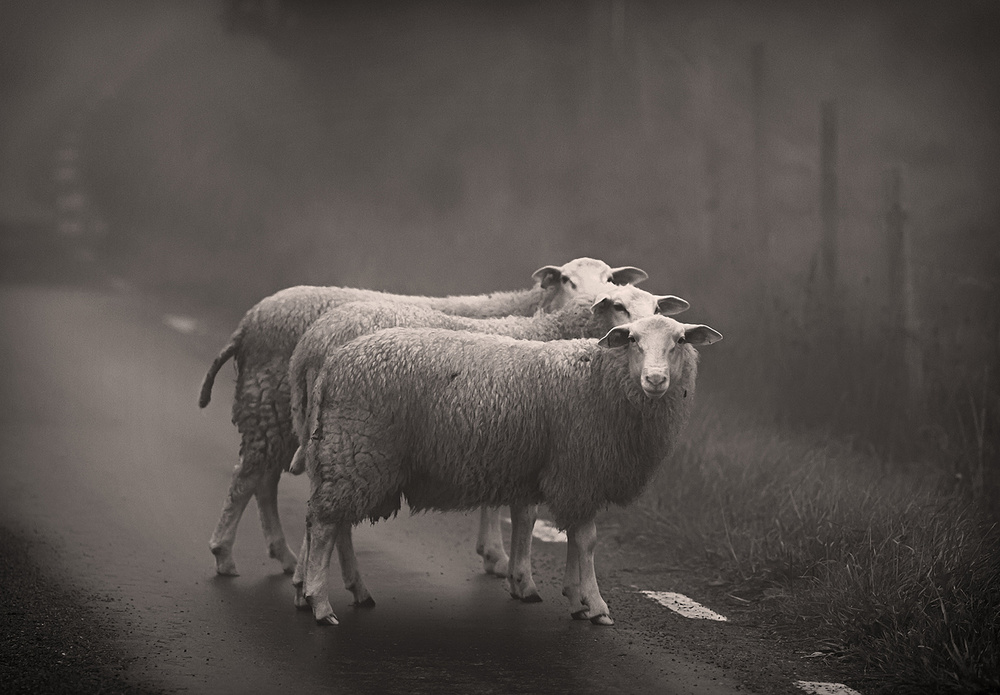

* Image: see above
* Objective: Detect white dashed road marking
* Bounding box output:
[494,518,864,694]
[794,682,862,695]
[531,519,567,543]
[163,314,198,334]
[639,590,728,621]
[499,516,567,543]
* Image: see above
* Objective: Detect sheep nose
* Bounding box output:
[644,373,667,388]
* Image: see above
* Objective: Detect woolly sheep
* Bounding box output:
[297,314,722,626]
[198,258,647,576]
[285,285,691,603]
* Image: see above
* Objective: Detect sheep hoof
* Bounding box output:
[571,609,590,621]
[520,592,543,604]
[293,585,309,610]
[482,554,509,577]
[269,545,298,575]
[354,596,376,608]
[590,614,614,626]
[210,546,239,576]
[310,597,339,625]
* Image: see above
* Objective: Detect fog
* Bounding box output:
[2,0,998,473]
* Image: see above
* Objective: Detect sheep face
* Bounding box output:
[598,315,723,399]
[591,285,690,328]
[532,257,648,311]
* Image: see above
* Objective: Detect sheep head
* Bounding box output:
[532,257,648,311]
[590,286,690,331]
[598,315,722,399]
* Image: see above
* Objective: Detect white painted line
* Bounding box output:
[499,516,567,543]
[163,314,198,334]
[639,590,728,621]
[794,681,862,695]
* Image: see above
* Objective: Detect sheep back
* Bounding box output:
[234,284,548,368]
[289,294,612,442]
[227,284,549,453]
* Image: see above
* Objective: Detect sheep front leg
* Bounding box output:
[208,457,261,576]
[335,524,375,607]
[255,466,298,574]
[476,507,509,576]
[562,526,584,615]
[565,519,613,625]
[304,519,339,625]
[292,527,310,610]
[507,503,541,602]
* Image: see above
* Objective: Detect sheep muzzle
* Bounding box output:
[641,370,669,399]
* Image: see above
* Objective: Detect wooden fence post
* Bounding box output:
[689,58,719,262]
[750,43,769,291]
[884,166,924,413]
[819,100,838,296]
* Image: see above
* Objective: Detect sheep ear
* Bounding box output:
[591,296,613,314]
[598,326,631,348]
[610,266,647,286]
[532,265,562,289]
[655,295,690,316]
[682,324,723,346]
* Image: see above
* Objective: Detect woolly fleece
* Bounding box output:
[288,285,663,450]
[306,318,699,530]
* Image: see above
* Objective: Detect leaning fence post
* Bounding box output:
[884,166,924,413]
[750,43,769,293]
[819,100,838,296]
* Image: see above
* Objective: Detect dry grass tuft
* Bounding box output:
[633,395,1000,694]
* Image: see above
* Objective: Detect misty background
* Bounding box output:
[2,0,998,496]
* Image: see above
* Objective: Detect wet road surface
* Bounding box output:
[0,284,746,694]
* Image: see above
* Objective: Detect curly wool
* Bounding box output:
[288,292,636,447]
[307,328,698,530]
[203,284,550,476]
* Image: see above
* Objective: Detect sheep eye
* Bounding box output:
[561,276,577,289]
[613,302,626,313]
[628,335,637,344]
[677,336,686,345]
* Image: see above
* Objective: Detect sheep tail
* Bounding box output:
[289,380,326,476]
[199,334,240,408]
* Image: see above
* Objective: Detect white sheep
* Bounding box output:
[285,286,691,604]
[298,314,722,626]
[198,258,647,576]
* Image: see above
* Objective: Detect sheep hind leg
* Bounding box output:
[475,507,509,576]
[335,525,375,607]
[255,465,297,574]
[568,519,613,626]
[292,528,310,610]
[507,503,541,602]
[304,519,339,625]
[208,459,262,576]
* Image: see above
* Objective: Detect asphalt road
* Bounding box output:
[0,284,747,694]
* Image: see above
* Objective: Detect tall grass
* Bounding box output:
[630,396,1000,693]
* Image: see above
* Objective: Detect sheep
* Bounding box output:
[284,285,691,604]
[198,258,648,576]
[297,314,722,626]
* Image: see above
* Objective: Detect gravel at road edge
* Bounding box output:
[0,524,162,695]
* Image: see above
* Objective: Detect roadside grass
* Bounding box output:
[632,395,1000,694]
